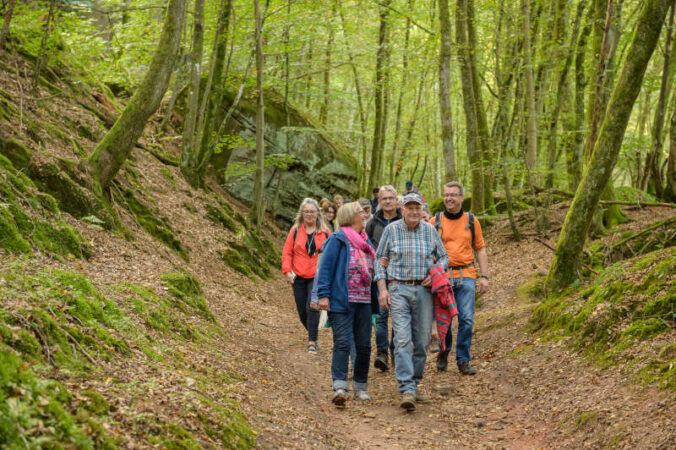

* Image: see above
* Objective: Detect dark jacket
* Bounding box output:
[365,208,402,250]
[315,230,376,313]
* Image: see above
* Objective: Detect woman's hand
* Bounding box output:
[318,297,330,311]
[285,272,295,284]
[309,301,319,311]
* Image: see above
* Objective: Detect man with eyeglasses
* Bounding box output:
[365,185,402,372]
[429,181,490,376]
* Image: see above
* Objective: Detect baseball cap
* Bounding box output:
[405,180,413,189]
[402,193,423,206]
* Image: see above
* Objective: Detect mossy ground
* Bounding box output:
[530,247,675,390]
[0,258,255,448]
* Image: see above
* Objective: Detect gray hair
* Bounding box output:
[293,198,327,230]
[444,181,464,195]
[379,185,397,196]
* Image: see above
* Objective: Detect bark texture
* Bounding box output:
[438,0,456,182]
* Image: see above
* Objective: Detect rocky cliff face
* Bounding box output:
[210,89,358,225]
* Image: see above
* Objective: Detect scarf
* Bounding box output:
[341,226,375,285]
[444,207,464,220]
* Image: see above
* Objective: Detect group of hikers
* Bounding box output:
[281,180,490,412]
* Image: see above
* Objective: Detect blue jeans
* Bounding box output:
[389,283,433,395]
[452,277,476,364]
[329,302,372,392]
[375,306,395,355]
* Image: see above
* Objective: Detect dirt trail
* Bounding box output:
[227,228,675,449]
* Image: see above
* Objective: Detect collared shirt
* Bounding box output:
[375,220,448,282]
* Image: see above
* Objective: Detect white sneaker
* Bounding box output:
[353,390,371,402]
[332,389,346,407]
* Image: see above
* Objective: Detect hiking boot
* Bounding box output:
[458,361,477,375]
[436,351,449,371]
[374,352,389,371]
[415,391,430,404]
[353,390,371,402]
[400,393,416,411]
[332,389,346,408]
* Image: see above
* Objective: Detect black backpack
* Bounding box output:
[434,211,476,251]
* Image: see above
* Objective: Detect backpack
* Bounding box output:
[293,226,328,248]
[434,211,476,251]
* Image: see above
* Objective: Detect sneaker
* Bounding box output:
[458,361,477,375]
[332,389,346,408]
[353,390,371,402]
[400,392,416,411]
[374,352,389,371]
[436,351,449,371]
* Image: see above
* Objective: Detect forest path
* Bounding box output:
[224,225,675,449]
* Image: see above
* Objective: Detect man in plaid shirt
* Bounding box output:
[375,193,448,412]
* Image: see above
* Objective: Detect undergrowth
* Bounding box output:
[530,247,675,390]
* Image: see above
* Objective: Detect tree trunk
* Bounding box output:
[666,89,676,201]
[438,0,456,183]
[389,1,412,183]
[466,0,494,213]
[193,0,233,184]
[456,0,483,212]
[545,2,585,189]
[367,0,391,192]
[0,0,17,49]
[89,0,185,190]
[179,0,205,183]
[318,1,336,125]
[546,0,671,291]
[521,0,538,192]
[252,0,265,228]
[647,3,674,199]
[32,0,58,92]
[394,73,426,187]
[563,5,592,191]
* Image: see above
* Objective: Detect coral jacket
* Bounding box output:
[281,223,330,279]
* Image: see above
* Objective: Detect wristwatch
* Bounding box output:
[480,275,489,280]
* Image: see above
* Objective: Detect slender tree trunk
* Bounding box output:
[179,0,205,181]
[304,40,313,109]
[367,0,391,192]
[545,2,585,188]
[521,0,538,190]
[389,2,412,183]
[194,0,233,184]
[32,0,58,92]
[547,0,671,291]
[438,0,456,182]
[89,0,185,190]
[666,88,676,201]
[319,1,336,125]
[456,0,483,212]
[394,73,426,186]
[0,0,17,49]
[252,0,265,227]
[647,3,674,199]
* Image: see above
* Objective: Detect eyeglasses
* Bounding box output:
[380,196,396,202]
[444,193,462,198]
[302,210,318,215]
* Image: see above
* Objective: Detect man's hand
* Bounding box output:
[318,297,330,311]
[477,277,489,294]
[422,274,432,287]
[378,289,391,310]
[379,257,390,268]
[285,272,295,284]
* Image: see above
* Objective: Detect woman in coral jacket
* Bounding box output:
[281,198,331,354]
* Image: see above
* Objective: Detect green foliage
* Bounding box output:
[531,247,675,390]
[162,272,215,323]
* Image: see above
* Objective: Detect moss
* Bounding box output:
[575,410,598,430]
[220,248,254,278]
[160,167,178,190]
[183,200,197,213]
[0,138,32,170]
[122,189,187,260]
[161,273,215,322]
[206,202,239,232]
[81,389,110,415]
[77,124,95,141]
[36,192,60,214]
[0,207,32,254]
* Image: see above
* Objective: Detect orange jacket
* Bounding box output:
[429,212,485,279]
[281,224,331,279]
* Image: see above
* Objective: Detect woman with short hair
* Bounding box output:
[315,202,375,407]
[282,198,331,354]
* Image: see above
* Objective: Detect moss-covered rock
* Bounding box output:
[161,272,215,323]
[530,247,675,390]
[0,137,32,170]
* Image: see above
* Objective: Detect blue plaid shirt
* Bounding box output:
[374,219,448,282]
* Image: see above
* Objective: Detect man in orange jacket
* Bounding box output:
[429,182,490,375]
